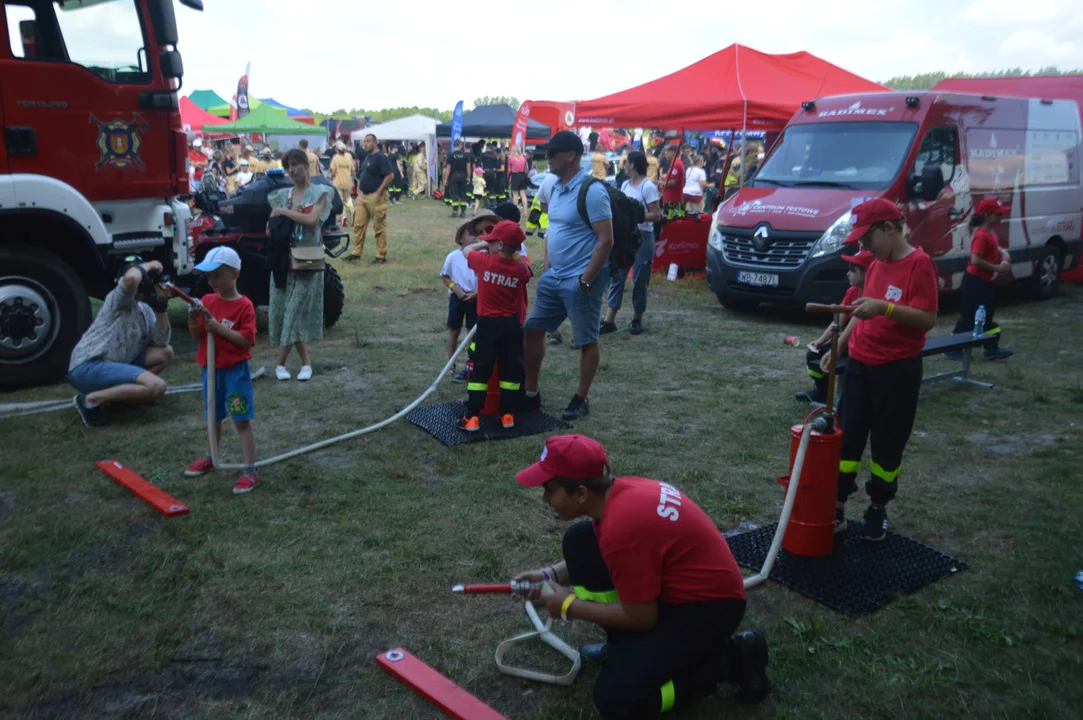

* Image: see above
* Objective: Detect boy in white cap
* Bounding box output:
[184,246,260,494]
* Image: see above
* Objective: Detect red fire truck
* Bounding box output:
[0,0,201,391]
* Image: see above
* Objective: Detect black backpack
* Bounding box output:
[576,177,644,275]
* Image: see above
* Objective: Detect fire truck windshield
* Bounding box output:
[6,0,151,84]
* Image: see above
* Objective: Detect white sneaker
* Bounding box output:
[297,365,313,381]
[275,365,291,381]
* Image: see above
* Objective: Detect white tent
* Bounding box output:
[352,115,439,194]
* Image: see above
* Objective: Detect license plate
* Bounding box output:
[737,271,779,287]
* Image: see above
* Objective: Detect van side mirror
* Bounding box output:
[909,164,944,202]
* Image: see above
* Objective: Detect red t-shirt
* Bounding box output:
[594,477,747,605]
[467,251,532,318]
[662,158,685,205]
[196,294,257,369]
[848,249,938,366]
[966,228,1000,282]
[188,149,206,181]
[841,285,861,306]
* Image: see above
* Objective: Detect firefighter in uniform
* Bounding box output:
[948,197,1014,360]
[330,141,355,228]
[300,139,322,177]
[443,140,472,218]
[819,199,938,542]
[457,220,533,432]
[512,434,770,720]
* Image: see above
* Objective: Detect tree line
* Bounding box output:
[883,67,1083,90]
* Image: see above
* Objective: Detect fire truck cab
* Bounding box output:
[0,0,201,391]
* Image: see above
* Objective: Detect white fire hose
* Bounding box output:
[204,326,476,471]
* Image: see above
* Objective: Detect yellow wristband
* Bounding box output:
[448,282,456,289]
[560,594,576,622]
[885,302,895,317]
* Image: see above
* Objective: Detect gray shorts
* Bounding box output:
[524,270,607,346]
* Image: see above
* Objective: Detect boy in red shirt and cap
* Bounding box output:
[513,434,768,719]
[946,197,1013,360]
[819,199,938,541]
[458,219,533,432]
[796,249,871,404]
[183,246,260,494]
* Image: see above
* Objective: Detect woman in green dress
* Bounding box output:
[267,149,336,382]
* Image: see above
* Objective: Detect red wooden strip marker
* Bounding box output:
[376,648,508,720]
[95,460,189,517]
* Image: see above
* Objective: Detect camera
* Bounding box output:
[117,256,171,312]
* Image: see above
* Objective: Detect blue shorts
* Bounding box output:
[202,360,255,423]
[523,270,607,346]
[447,293,478,330]
[67,351,147,394]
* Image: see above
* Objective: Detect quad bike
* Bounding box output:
[183,172,350,328]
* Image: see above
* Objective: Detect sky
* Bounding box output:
[168,0,1079,112]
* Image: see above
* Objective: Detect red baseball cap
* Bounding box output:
[516,434,608,487]
[479,219,525,249]
[842,250,875,270]
[843,199,904,246]
[976,197,1011,216]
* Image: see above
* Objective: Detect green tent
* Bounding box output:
[187,89,228,110]
[208,96,265,118]
[212,103,326,135]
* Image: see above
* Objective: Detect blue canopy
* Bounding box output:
[259,97,309,117]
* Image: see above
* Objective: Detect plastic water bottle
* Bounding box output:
[973,305,986,338]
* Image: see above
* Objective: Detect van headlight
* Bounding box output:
[810,211,853,258]
[708,222,724,251]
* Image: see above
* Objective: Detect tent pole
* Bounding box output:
[739,103,748,190]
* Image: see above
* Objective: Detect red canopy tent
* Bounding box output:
[181,95,229,134]
[574,44,888,131]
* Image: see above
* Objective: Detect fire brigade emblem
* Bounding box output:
[89,114,148,170]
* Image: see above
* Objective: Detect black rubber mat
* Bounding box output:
[726,521,968,617]
[405,401,571,447]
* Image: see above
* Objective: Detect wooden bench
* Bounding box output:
[921,332,997,389]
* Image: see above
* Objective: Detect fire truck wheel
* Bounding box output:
[323,265,344,329]
[0,246,91,391]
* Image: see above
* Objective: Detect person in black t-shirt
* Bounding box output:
[386,143,406,205]
[347,133,395,264]
[443,140,473,218]
[481,144,500,208]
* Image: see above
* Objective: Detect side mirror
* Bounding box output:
[159,49,183,79]
[920,165,944,202]
[18,19,37,58]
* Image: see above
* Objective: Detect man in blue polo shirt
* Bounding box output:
[523,131,613,421]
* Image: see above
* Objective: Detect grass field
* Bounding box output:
[2,199,1082,719]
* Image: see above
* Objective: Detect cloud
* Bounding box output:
[1001,29,1078,60]
[162,0,1083,113]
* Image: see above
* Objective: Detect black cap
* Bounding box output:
[493,203,521,224]
[547,131,583,155]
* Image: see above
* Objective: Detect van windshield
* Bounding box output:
[753,122,918,191]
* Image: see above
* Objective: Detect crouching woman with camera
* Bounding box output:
[68,259,175,427]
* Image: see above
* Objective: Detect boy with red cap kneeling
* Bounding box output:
[818,199,938,541]
[458,220,533,431]
[513,434,768,719]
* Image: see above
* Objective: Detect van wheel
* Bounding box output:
[1028,245,1062,300]
[323,266,345,328]
[0,246,91,391]
[717,293,758,313]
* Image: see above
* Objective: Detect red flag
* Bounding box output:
[511,101,532,150]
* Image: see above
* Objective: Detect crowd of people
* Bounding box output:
[62,115,987,719]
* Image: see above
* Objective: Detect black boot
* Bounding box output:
[579,643,608,665]
[727,629,770,703]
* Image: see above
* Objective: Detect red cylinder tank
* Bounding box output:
[777,423,843,557]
